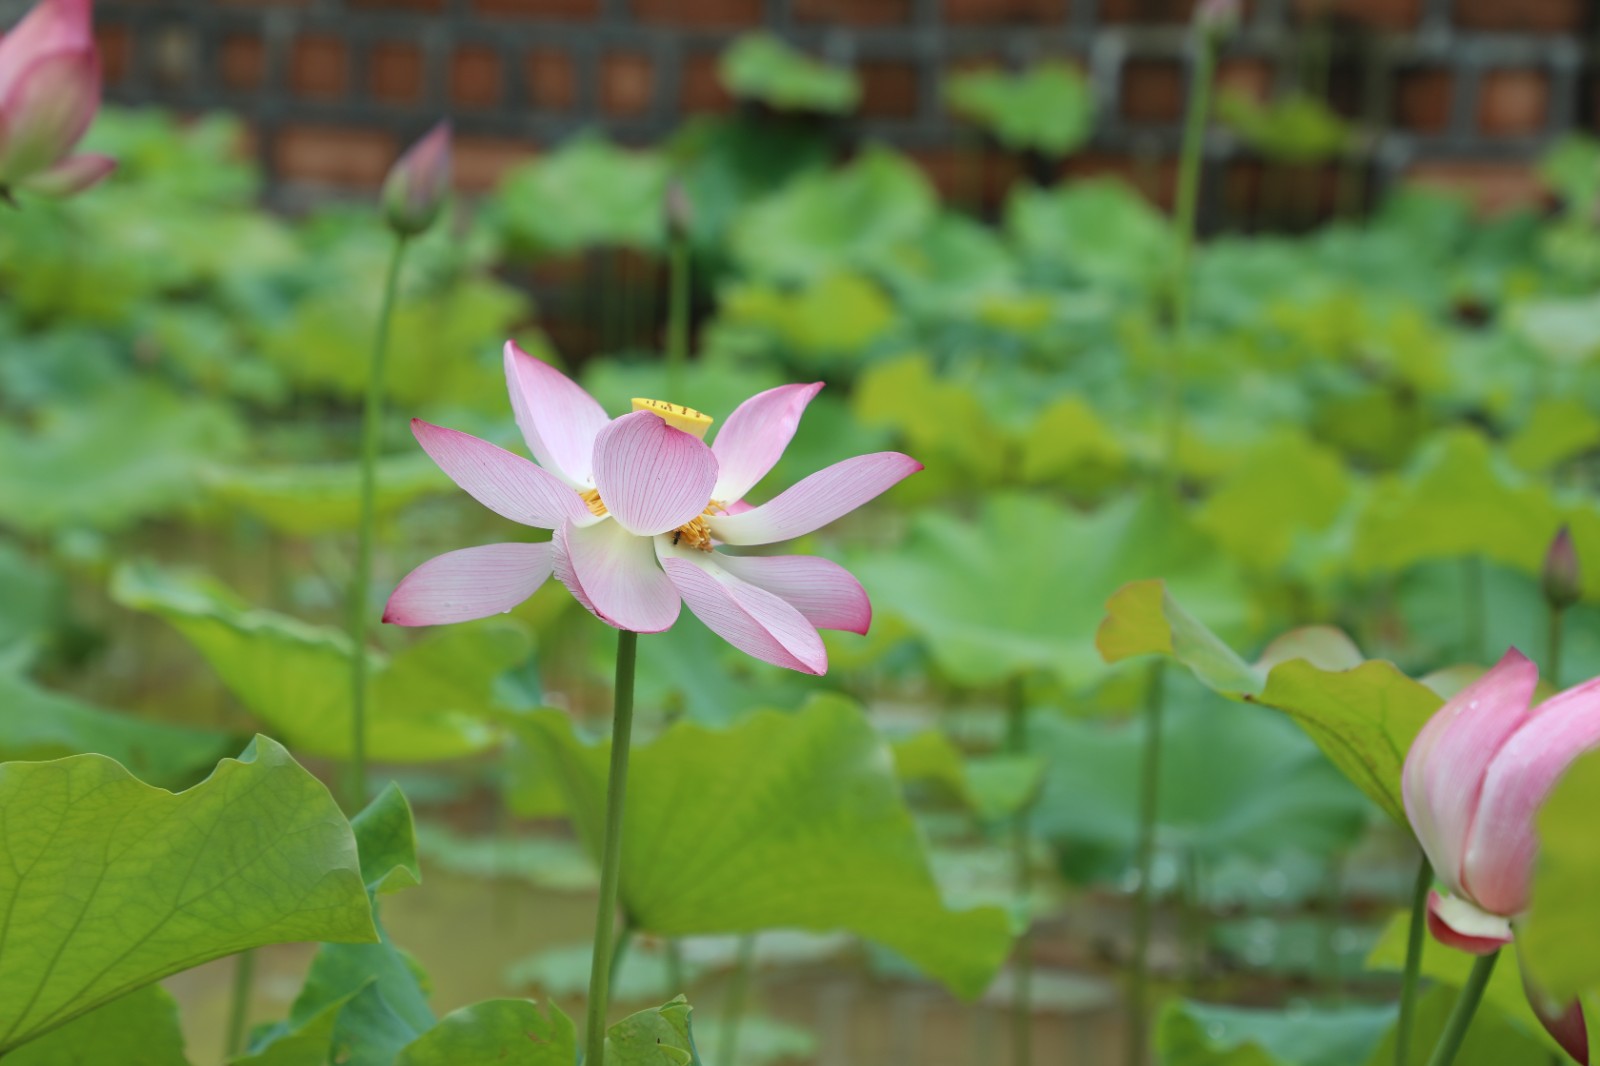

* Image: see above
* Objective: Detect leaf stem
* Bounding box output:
[1396,855,1432,1066]
[717,934,757,1066]
[1424,949,1499,1066]
[1007,677,1032,1066]
[347,232,409,813]
[223,948,255,1058]
[584,628,639,1064]
[667,232,690,398]
[1128,660,1167,1066]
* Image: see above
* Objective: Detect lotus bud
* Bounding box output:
[0,0,116,199]
[1544,525,1582,611]
[664,177,693,241]
[382,120,451,238]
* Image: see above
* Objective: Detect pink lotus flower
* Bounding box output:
[384,342,921,674]
[382,120,450,237]
[0,0,114,199]
[1402,648,1600,1062]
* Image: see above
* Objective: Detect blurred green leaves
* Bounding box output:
[719,33,860,114]
[945,63,1094,157]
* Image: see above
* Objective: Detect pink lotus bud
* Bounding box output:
[664,177,693,240]
[382,121,451,237]
[1544,525,1582,611]
[1402,648,1600,1061]
[0,0,115,199]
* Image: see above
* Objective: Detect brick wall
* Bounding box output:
[64,0,1600,214]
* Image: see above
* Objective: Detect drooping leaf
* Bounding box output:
[513,695,1014,998]
[6,985,190,1066]
[945,63,1094,157]
[719,33,860,114]
[0,736,373,1054]
[111,563,512,762]
[352,782,423,896]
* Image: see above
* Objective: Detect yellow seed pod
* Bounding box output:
[632,398,713,440]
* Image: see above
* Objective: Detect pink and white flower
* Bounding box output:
[0,0,114,199]
[1402,648,1600,1063]
[384,342,921,675]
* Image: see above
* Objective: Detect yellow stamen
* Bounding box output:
[668,501,725,553]
[580,487,607,517]
[632,397,713,440]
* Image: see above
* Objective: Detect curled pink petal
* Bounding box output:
[1460,672,1600,914]
[658,544,827,674]
[383,542,553,626]
[553,518,680,633]
[502,341,611,489]
[0,48,99,182]
[0,0,92,99]
[710,382,823,504]
[1425,891,1513,955]
[411,419,588,531]
[591,410,719,537]
[1402,648,1538,899]
[16,149,111,195]
[712,552,871,634]
[707,452,922,547]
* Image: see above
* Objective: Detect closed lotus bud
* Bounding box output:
[0,0,116,199]
[664,178,693,241]
[382,121,451,237]
[1194,0,1242,35]
[1544,525,1582,610]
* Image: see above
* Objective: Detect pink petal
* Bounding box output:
[710,382,823,504]
[658,544,827,674]
[591,409,719,537]
[712,553,871,634]
[0,0,92,100]
[502,341,611,489]
[706,452,923,547]
[16,149,111,195]
[1401,649,1538,899]
[0,48,99,182]
[383,542,553,626]
[1460,672,1600,915]
[1521,961,1591,1066]
[411,419,588,531]
[1425,891,1513,955]
[552,518,680,633]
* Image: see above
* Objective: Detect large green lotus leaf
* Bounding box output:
[1030,692,1369,864]
[893,730,1045,822]
[604,997,702,1064]
[1196,430,1351,571]
[1505,397,1600,473]
[944,63,1093,157]
[1522,749,1600,1001]
[858,493,1250,689]
[670,115,834,250]
[394,999,575,1065]
[0,736,373,1054]
[496,137,668,256]
[852,353,1011,484]
[0,383,245,534]
[1218,89,1351,163]
[716,272,898,365]
[515,695,1013,998]
[111,563,511,762]
[1096,579,1441,824]
[201,453,453,536]
[1019,395,1128,493]
[7,985,190,1066]
[0,672,233,789]
[1351,430,1562,577]
[719,33,859,114]
[1539,135,1600,208]
[1005,178,1173,293]
[729,147,936,284]
[1157,999,1392,1066]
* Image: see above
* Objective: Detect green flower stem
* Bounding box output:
[1424,950,1499,1066]
[1396,855,1433,1066]
[717,933,757,1066]
[1128,660,1167,1066]
[667,232,691,397]
[1007,678,1033,1066]
[665,939,686,996]
[223,948,255,1058]
[1548,605,1566,690]
[584,628,639,1065]
[346,232,409,813]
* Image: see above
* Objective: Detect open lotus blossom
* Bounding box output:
[1402,648,1600,1063]
[384,342,921,674]
[0,0,115,199]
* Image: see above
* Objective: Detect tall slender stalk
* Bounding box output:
[717,934,758,1066]
[1423,950,1499,1066]
[223,948,255,1058]
[1396,856,1433,1066]
[347,233,409,812]
[1127,660,1167,1066]
[1548,605,1566,690]
[584,629,640,1064]
[1007,678,1033,1066]
[666,231,690,397]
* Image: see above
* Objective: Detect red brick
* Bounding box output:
[96,24,132,85]
[602,52,653,116]
[276,125,398,187]
[860,59,919,119]
[345,0,445,10]
[368,41,423,104]
[1293,0,1420,30]
[1396,68,1451,132]
[1215,58,1271,104]
[793,0,913,22]
[471,0,601,15]
[220,33,266,92]
[908,146,1024,210]
[1405,160,1543,214]
[944,0,1068,20]
[450,44,502,109]
[630,0,761,27]
[290,35,348,100]
[1121,57,1183,123]
[527,50,577,110]
[454,135,536,193]
[1479,69,1549,136]
[1455,0,1582,31]
[681,51,734,113]
[1100,0,1196,22]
